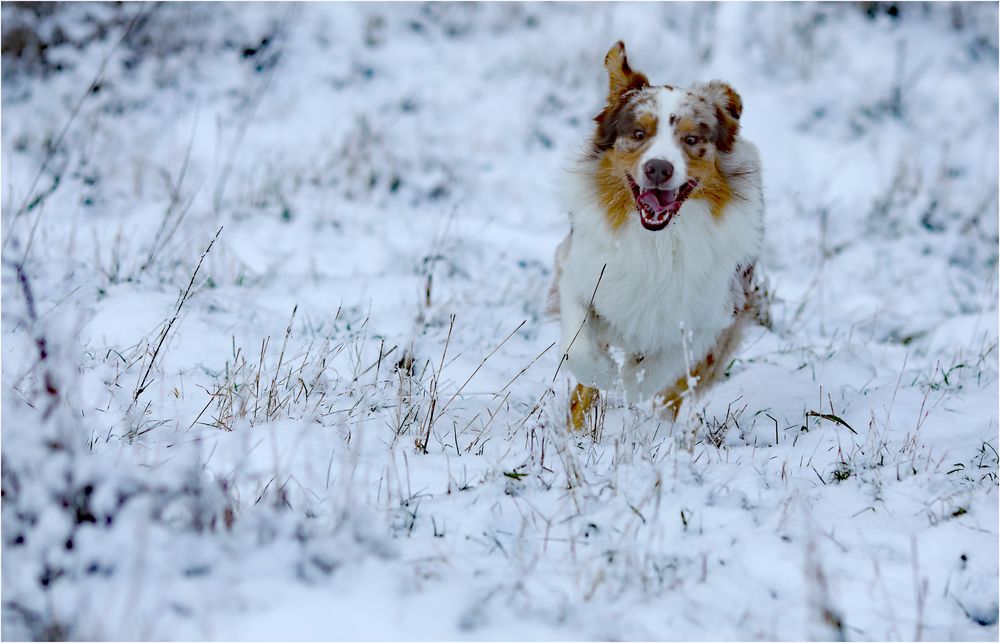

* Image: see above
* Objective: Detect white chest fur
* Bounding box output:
[564,195,761,357]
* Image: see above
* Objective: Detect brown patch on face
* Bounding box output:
[594,106,658,229]
[675,117,711,139]
[634,112,657,138]
[593,96,656,153]
[674,117,731,218]
[595,144,645,229]
[686,156,732,219]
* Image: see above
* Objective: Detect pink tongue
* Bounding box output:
[638,189,678,214]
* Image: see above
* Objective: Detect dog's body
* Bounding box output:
[551,42,767,425]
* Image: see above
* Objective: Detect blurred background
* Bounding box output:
[2,3,997,640]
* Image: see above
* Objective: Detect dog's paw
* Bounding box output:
[564,344,618,390]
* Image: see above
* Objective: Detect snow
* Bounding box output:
[1,2,997,640]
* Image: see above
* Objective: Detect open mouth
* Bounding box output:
[626,174,698,231]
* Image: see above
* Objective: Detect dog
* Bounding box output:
[549,41,768,430]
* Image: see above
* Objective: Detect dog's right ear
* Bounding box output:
[604,41,648,103]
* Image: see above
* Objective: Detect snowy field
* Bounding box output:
[2,2,998,640]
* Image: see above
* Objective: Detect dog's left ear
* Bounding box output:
[604,41,649,103]
[693,80,742,153]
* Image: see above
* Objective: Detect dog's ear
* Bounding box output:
[593,42,649,152]
[604,41,648,103]
[692,80,742,153]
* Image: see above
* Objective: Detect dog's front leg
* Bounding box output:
[560,295,614,431]
[559,294,617,392]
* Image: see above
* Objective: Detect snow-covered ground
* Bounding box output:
[2,2,997,640]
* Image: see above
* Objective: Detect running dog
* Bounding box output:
[550,41,768,429]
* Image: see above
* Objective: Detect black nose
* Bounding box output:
[643,159,674,187]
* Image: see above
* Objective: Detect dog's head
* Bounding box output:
[591,41,743,231]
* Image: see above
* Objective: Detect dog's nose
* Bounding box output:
[643,159,674,187]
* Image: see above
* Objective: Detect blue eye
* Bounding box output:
[684,135,699,145]
[633,129,645,140]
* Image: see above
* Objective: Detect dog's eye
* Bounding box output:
[633,129,645,141]
[684,135,699,146]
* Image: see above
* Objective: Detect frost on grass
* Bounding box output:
[2,3,998,640]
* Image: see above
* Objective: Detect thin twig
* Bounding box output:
[267,304,298,420]
[132,226,223,403]
[427,319,526,436]
[420,315,455,451]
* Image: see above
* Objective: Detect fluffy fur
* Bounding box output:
[550,41,767,423]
